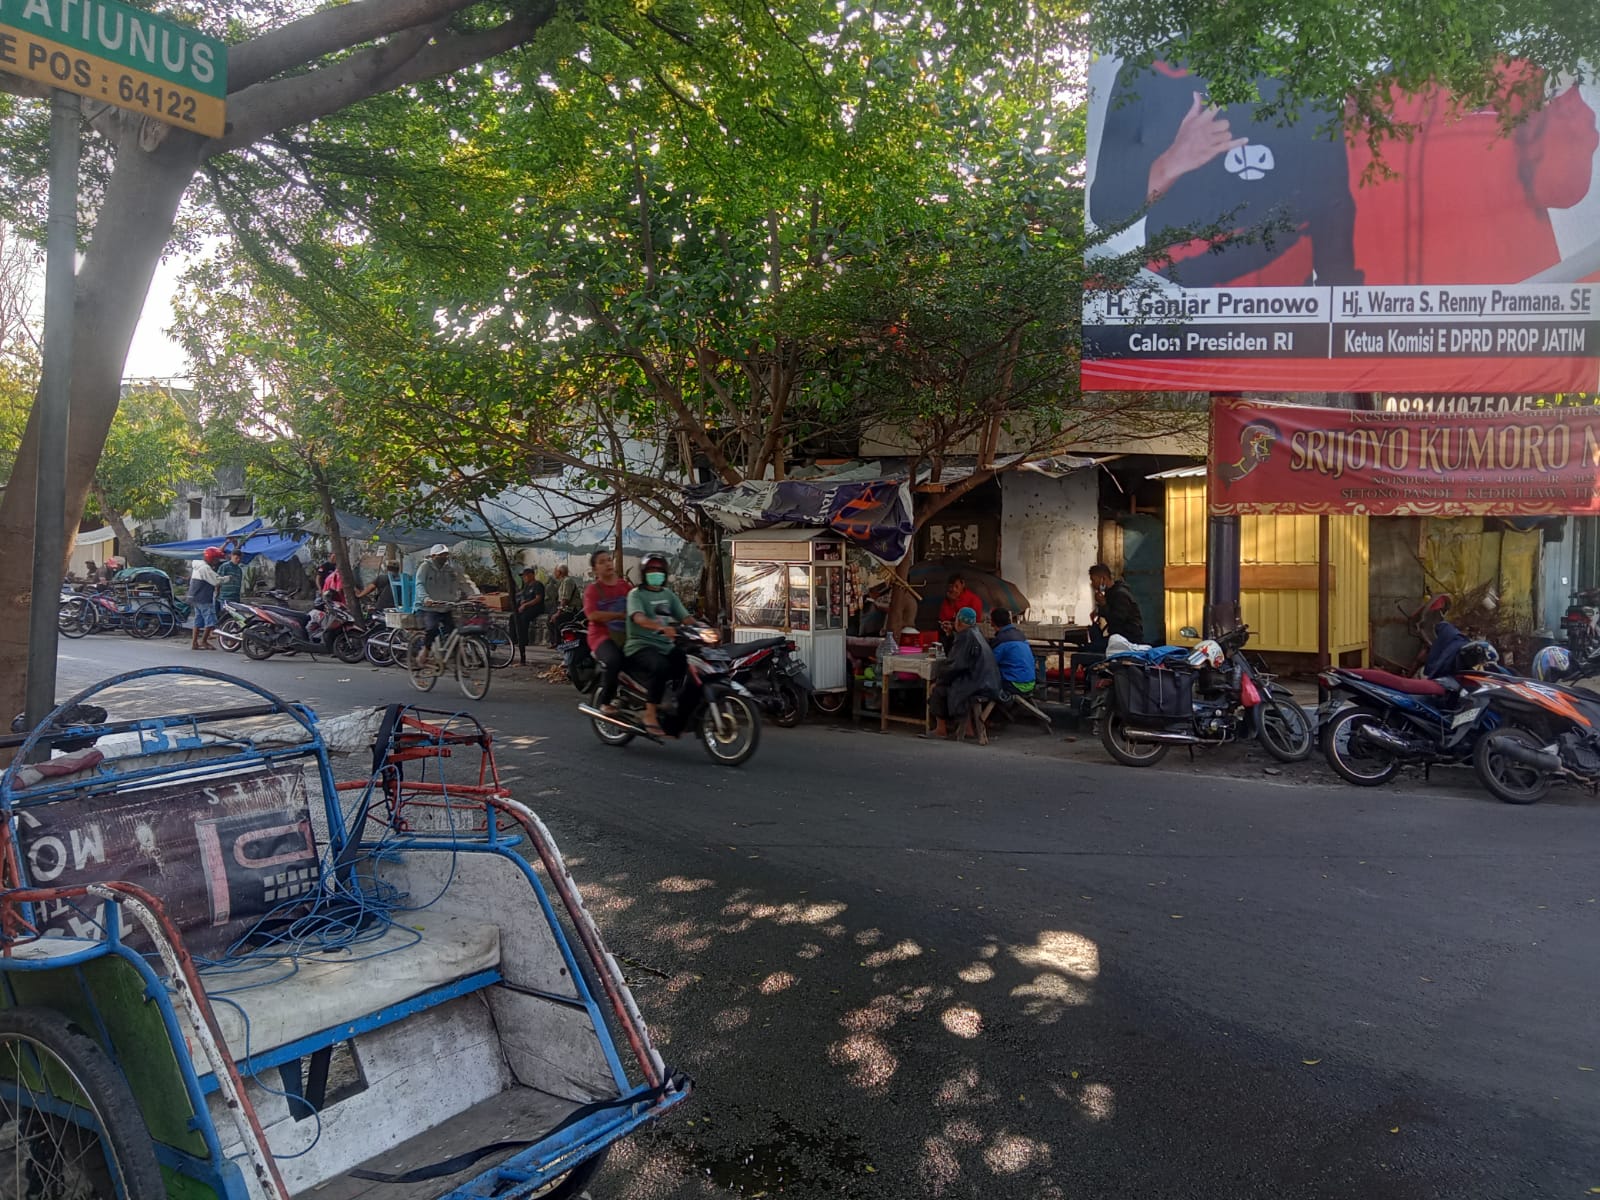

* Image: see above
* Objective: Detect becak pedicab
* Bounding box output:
[0,666,686,1198]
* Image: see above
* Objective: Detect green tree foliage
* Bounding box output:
[90,387,200,522]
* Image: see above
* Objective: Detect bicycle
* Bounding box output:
[406,602,493,699]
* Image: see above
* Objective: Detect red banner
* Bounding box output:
[1209,398,1600,516]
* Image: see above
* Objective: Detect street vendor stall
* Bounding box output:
[730,530,850,700]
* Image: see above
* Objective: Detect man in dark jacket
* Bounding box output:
[926,607,1001,740]
[1088,563,1145,647]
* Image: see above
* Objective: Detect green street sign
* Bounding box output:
[0,0,227,135]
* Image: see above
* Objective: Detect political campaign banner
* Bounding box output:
[1210,397,1600,516]
[1085,55,1600,393]
[15,766,318,954]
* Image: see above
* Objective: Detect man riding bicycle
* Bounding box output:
[415,543,478,666]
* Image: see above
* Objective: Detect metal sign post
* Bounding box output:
[22,89,79,738]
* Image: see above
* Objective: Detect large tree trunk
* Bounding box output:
[90,478,148,568]
[313,469,363,623]
[0,133,203,723]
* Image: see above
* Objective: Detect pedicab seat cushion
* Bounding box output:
[188,911,501,1062]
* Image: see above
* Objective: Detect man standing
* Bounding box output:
[1087,563,1145,648]
[216,547,245,613]
[188,548,224,651]
[926,608,1001,741]
[516,567,547,666]
[548,564,582,648]
[415,544,478,667]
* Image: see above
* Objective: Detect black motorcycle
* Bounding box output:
[728,636,813,727]
[557,612,599,694]
[578,622,762,766]
[1093,624,1313,768]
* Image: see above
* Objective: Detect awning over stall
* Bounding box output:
[143,519,309,562]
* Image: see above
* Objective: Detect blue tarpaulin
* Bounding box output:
[143,519,308,563]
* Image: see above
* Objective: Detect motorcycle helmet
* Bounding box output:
[202,546,224,564]
[1453,639,1500,672]
[1187,639,1225,669]
[1532,644,1571,682]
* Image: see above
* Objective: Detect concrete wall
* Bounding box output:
[999,470,1099,623]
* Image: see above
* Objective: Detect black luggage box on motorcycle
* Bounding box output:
[1113,663,1195,723]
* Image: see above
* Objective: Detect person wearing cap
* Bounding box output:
[415,543,478,666]
[624,554,690,736]
[516,566,547,666]
[188,547,225,651]
[925,606,1001,741]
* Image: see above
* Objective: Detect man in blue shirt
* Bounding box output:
[989,608,1037,696]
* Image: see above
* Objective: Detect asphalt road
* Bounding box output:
[49,638,1600,1199]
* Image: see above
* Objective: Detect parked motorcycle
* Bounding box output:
[729,636,813,727]
[557,612,598,694]
[578,621,762,766]
[1470,671,1600,804]
[1560,587,1600,656]
[240,598,368,663]
[1318,629,1508,786]
[1093,625,1313,768]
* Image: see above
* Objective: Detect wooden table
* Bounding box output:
[871,652,937,733]
[1017,622,1092,704]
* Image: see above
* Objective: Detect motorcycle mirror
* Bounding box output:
[1179,626,1199,639]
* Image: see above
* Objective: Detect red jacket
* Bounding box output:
[1349,68,1598,283]
[939,589,984,626]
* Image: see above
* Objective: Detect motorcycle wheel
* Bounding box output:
[1257,696,1313,763]
[590,685,636,747]
[1321,706,1402,786]
[1098,712,1169,767]
[214,616,246,652]
[699,694,761,766]
[1473,726,1551,805]
[365,628,396,667]
[332,627,368,664]
[812,691,848,716]
[243,630,276,661]
[772,680,808,728]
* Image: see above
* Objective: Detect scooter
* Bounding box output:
[1471,672,1600,804]
[239,598,367,663]
[729,636,813,727]
[578,622,762,766]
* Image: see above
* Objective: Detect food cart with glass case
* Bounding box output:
[730,530,850,702]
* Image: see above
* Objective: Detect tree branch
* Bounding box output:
[214,8,553,154]
[227,0,483,92]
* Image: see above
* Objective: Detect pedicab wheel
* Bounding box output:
[243,630,276,661]
[0,1006,167,1200]
[700,693,761,766]
[57,597,91,639]
[589,686,635,747]
[1474,726,1552,805]
[1098,712,1170,767]
[456,636,492,700]
[1321,706,1403,786]
[811,690,848,716]
[214,615,246,652]
[1257,696,1313,763]
[127,605,163,640]
[331,627,368,664]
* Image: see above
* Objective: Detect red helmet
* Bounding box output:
[202,546,224,564]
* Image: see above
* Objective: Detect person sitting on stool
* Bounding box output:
[989,608,1038,698]
[925,607,1001,741]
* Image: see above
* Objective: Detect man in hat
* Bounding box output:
[415,543,478,667]
[926,607,1001,741]
[516,566,547,666]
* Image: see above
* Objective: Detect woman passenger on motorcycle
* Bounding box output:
[625,554,689,737]
[584,550,632,714]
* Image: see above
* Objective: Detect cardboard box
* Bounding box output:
[478,592,512,612]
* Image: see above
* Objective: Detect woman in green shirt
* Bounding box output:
[625,554,689,736]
